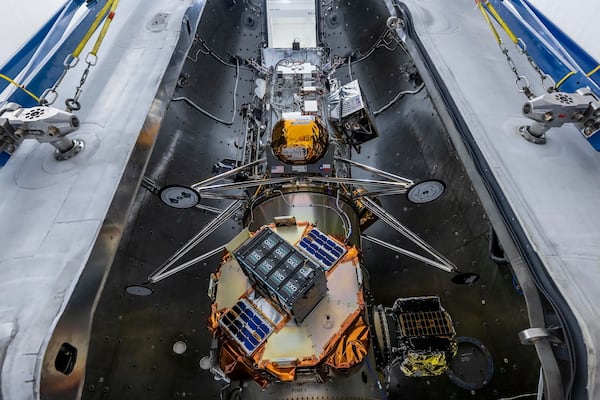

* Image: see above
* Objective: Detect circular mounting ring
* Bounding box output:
[407,179,446,204]
[55,138,85,161]
[159,185,200,209]
[446,336,494,390]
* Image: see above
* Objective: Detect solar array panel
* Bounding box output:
[298,227,346,270]
[219,299,274,355]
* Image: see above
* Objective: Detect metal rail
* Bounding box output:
[146,200,244,283]
[191,158,266,189]
[362,235,454,273]
[360,196,458,272]
[335,156,414,184]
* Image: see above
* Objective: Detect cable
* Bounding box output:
[497,394,538,400]
[0,73,39,102]
[365,357,389,400]
[172,59,240,125]
[348,56,353,80]
[336,189,352,241]
[219,383,230,400]
[373,83,425,116]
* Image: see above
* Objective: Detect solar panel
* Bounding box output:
[219,298,274,355]
[298,227,346,270]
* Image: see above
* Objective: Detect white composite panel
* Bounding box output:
[0,1,200,398]
[266,0,316,48]
[401,0,600,396]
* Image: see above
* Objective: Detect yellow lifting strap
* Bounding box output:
[477,1,501,46]
[91,0,120,57]
[481,0,519,45]
[72,0,116,59]
[475,0,520,46]
[0,73,40,102]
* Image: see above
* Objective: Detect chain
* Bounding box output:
[38,55,79,106]
[526,54,556,92]
[478,0,555,99]
[500,41,535,99]
[38,0,118,111]
[65,53,97,111]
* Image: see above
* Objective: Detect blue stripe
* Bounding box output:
[4,0,110,108]
[0,151,10,167]
[522,0,600,87]
[0,8,63,93]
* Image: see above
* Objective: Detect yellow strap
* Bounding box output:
[483,0,519,45]
[586,65,600,77]
[555,71,576,89]
[478,2,502,46]
[91,0,120,56]
[72,0,115,58]
[0,73,40,102]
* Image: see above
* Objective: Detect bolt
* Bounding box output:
[48,126,60,136]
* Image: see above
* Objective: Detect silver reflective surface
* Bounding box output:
[248,192,361,245]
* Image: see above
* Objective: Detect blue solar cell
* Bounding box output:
[248,333,260,346]
[241,327,253,339]
[308,230,318,239]
[248,319,257,330]
[220,299,276,355]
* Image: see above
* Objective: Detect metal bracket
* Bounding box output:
[0,104,82,161]
[519,327,563,345]
[521,88,600,145]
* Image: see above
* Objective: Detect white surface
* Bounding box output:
[528,0,600,63]
[0,0,197,398]
[267,0,316,48]
[403,0,600,396]
[0,0,66,67]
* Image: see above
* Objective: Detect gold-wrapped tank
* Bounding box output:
[271,116,328,164]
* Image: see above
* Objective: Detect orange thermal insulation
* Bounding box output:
[325,316,370,370]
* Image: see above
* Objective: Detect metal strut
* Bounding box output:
[146,200,244,283]
[360,196,458,272]
[334,156,414,184]
[362,235,454,273]
[191,158,266,189]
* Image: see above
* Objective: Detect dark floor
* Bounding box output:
[82,1,539,399]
